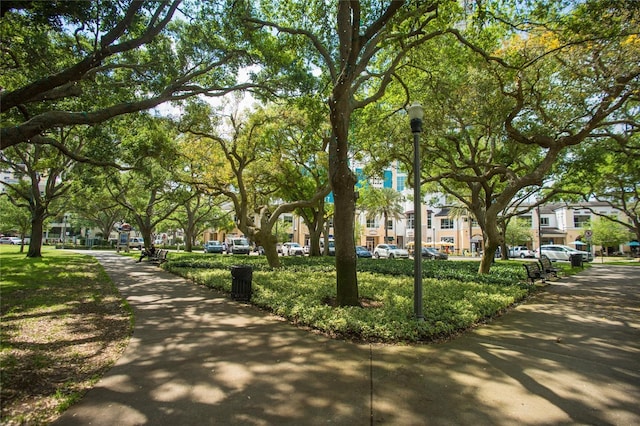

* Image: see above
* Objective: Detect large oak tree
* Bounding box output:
[372,1,639,273]
[241,0,455,305]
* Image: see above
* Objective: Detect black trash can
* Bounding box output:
[570,253,583,268]
[231,265,253,301]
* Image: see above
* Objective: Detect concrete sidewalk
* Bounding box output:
[54,252,640,425]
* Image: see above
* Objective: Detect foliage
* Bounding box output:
[505,217,534,246]
[0,1,251,151]
[164,253,535,342]
[0,136,77,257]
[555,136,640,242]
[365,1,640,275]
[590,216,632,253]
[101,115,189,249]
[358,186,405,241]
[0,196,30,243]
[179,101,331,266]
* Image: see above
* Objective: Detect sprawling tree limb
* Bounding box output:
[0,2,179,112]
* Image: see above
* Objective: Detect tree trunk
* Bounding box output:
[301,207,324,256]
[384,212,389,243]
[257,229,280,268]
[478,243,498,273]
[308,225,323,256]
[478,224,502,274]
[329,95,359,306]
[183,223,194,252]
[27,208,46,258]
[498,221,508,260]
[262,238,280,268]
[333,182,358,306]
[134,216,154,252]
[247,216,280,268]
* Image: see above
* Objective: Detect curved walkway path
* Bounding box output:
[54,252,639,425]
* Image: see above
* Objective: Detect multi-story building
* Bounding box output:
[200,160,635,256]
[354,163,408,251]
[529,202,628,251]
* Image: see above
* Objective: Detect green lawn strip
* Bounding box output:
[164,254,534,343]
[592,259,640,266]
[0,246,132,425]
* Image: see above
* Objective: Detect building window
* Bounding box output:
[370,176,384,188]
[427,213,431,229]
[519,216,533,227]
[440,218,454,229]
[540,217,549,226]
[387,219,393,230]
[366,218,378,228]
[396,175,406,191]
[407,213,414,230]
[574,215,590,228]
[463,217,479,227]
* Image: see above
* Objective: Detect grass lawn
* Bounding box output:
[163,253,578,343]
[0,246,132,426]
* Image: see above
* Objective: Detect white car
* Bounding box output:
[509,246,536,258]
[373,244,409,259]
[0,236,22,245]
[538,244,593,262]
[128,237,145,250]
[228,237,251,255]
[282,242,304,256]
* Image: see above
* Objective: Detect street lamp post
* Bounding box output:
[408,102,425,322]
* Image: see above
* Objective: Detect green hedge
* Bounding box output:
[162,254,534,343]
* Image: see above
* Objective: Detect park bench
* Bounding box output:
[538,255,559,280]
[523,262,545,285]
[149,249,168,265]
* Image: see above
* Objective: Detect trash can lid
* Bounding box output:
[231,265,252,270]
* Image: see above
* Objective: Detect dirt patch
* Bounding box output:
[1,288,131,425]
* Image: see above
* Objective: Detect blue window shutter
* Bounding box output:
[383,170,392,188]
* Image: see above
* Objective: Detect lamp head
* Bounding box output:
[408,102,424,133]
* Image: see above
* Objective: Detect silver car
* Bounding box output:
[373,244,409,259]
[509,246,536,258]
[0,237,22,245]
[538,244,593,262]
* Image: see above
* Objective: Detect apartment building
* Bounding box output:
[200,161,634,256]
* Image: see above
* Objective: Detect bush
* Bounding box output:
[163,254,533,343]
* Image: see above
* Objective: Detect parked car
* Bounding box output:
[421,247,448,260]
[355,246,373,258]
[282,242,304,256]
[508,246,536,258]
[128,237,144,250]
[203,240,224,254]
[0,236,22,245]
[228,237,251,255]
[537,244,593,262]
[328,241,335,256]
[373,244,409,259]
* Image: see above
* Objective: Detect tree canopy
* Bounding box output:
[0,0,254,152]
